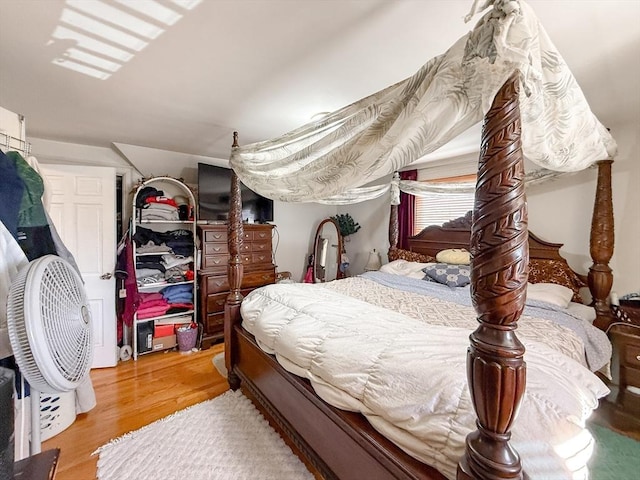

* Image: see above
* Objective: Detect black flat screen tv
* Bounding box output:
[197,162,274,223]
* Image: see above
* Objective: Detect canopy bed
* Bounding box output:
[218,2,617,479]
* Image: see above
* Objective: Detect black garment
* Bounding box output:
[132,226,165,247]
[135,186,163,208]
[16,225,57,261]
[0,150,25,238]
[135,260,166,272]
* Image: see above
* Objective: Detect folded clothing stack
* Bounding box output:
[161,284,193,314]
[137,292,169,319]
[141,197,179,221]
[132,227,194,258]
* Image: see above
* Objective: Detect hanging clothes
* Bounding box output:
[0,149,26,239]
[3,151,56,260]
[115,233,140,330]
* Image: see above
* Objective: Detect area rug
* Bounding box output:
[589,423,640,479]
[94,390,314,479]
[212,351,227,378]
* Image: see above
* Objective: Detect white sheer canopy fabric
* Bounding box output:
[313,168,571,207]
[230,0,616,204]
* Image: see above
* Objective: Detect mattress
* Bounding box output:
[240,274,610,480]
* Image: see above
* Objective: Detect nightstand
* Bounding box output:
[590,302,640,438]
[610,323,640,393]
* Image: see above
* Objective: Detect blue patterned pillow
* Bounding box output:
[422,263,471,288]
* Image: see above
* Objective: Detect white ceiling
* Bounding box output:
[1,0,639,174]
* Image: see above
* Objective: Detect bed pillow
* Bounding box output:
[566,302,597,323]
[380,259,435,279]
[422,263,471,288]
[435,248,471,265]
[526,282,574,308]
[528,259,585,304]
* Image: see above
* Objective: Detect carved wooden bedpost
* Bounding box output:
[224,131,244,390]
[589,160,615,331]
[457,72,528,480]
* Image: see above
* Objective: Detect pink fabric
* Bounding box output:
[137,303,171,318]
[398,170,417,250]
[139,299,169,308]
[139,292,163,302]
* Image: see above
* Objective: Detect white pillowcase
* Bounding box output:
[380,259,435,279]
[566,302,597,323]
[526,282,574,308]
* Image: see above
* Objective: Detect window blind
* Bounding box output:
[414,188,475,234]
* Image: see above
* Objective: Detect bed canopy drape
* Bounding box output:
[229,0,616,205]
[222,2,618,479]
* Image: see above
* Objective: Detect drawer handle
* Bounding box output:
[636,355,640,362]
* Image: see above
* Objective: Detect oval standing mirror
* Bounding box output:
[312,219,344,283]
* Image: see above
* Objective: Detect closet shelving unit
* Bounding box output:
[131,176,197,360]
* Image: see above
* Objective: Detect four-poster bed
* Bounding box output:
[216,2,617,478]
[221,73,615,480]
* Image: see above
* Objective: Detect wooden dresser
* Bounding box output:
[197,223,276,348]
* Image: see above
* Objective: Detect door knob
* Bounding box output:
[100,272,113,280]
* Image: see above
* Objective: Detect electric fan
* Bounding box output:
[6,255,93,454]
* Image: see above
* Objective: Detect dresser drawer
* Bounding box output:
[253,230,271,242]
[204,230,227,243]
[206,292,228,313]
[204,243,228,255]
[203,254,229,270]
[241,252,272,265]
[205,275,229,293]
[252,241,270,253]
[205,312,225,332]
[623,343,640,369]
[242,270,276,288]
[240,240,269,253]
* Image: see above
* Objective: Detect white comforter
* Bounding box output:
[241,281,609,480]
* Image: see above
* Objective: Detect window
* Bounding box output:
[413,175,475,234]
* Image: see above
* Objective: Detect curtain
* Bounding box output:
[230,1,616,205]
[398,170,417,250]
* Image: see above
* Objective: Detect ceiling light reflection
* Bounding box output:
[52,25,134,62]
[60,8,148,51]
[64,48,122,72]
[114,0,182,26]
[169,0,204,10]
[49,0,201,79]
[66,0,164,40]
[53,58,111,80]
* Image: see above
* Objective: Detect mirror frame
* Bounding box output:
[312,218,345,283]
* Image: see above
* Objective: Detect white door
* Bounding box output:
[40,164,117,368]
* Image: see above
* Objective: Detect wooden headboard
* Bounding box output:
[404,210,588,302]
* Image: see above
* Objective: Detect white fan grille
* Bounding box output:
[7,255,93,393]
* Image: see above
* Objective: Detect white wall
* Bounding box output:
[273,201,337,281]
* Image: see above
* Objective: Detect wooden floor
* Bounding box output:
[42,344,228,480]
[38,342,639,480]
